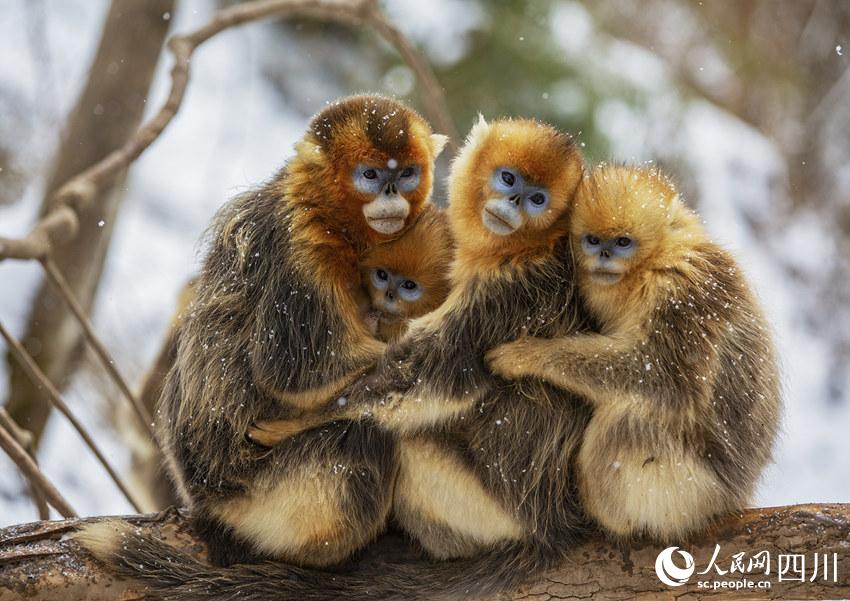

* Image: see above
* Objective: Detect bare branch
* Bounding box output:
[364,2,461,145]
[0,408,50,520]
[0,205,78,261]
[0,419,76,519]
[40,258,157,443]
[1,505,849,600]
[0,322,143,512]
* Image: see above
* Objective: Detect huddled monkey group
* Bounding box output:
[77,94,781,600]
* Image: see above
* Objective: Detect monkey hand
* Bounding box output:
[486,337,547,380]
[247,415,325,447]
[363,310,382,336]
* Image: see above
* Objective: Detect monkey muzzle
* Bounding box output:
[590,270,623,284]
[589,257,625,284]
[482,197,523,235]
[380,294,403,315]
[362,190,410,235]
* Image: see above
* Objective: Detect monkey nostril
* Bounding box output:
[386,291,395,300]
[509,194,521,205]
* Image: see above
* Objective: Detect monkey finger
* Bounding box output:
[485,346,523,378]
[247,418,317,447]
[246,426,284,448]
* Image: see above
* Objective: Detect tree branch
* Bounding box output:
[40,257,156,442]
[0,420,76,519]
[0,408,50,520]
[0,322,143,513]
[1,504,848,600]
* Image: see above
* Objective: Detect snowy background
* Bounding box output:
[1,0,848,525]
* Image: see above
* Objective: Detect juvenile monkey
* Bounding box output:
[488,165,781,541]
[360,205,453,343]
[78,95,447,569]
[78,117,594,601]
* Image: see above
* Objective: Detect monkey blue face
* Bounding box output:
[354,161,422,235]
[481,167,550,236]
[579,233,637,284]
[370,267,423,315]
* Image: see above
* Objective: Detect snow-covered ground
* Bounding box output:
[1,0,848,526]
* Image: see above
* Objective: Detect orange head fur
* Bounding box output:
[571,164,705,317]
[359,205,453,319]
[447,116,583,271]
[285,95,448,251]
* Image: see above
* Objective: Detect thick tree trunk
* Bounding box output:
[1,504,848,600]
[4,0,175,444]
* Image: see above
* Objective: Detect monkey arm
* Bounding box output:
[487,334,633,405]
[335,332,488,433]
[488,327,718,411]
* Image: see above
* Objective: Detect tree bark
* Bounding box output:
[4,0,175,444]
[1,504,848,600]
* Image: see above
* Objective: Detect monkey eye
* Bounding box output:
[401,280,418,290]
[616,236,633,248]
[400,166,415,178]
[376,269,389,281]
[529,192,547,206]
[363,168,378,180]
[501,170,516,186]
[585,234,601,246]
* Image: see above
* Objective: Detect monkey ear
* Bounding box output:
[295,140,323,164]
[430,134,449,158]
[664,193,684,224]
[465,113,491,147]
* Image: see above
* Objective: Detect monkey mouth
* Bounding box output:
[366,216,407,235]
[362,195,410,235]
[482,208,518,235]
[380,302,402,316]
[590,270,623,285]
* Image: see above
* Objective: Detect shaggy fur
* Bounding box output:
[489,164,781,540]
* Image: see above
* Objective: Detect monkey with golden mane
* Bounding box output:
[488,164,781,541]
[78,117,595,601]
[79,95,447,569]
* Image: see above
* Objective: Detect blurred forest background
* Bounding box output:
[0,0,849,524]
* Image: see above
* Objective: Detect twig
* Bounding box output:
[0,205,78,261]
[0,418,76,519]
[40,258,157,443]
[0,321,143,513]
[366,4,460,145]
[0,408,50,520]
